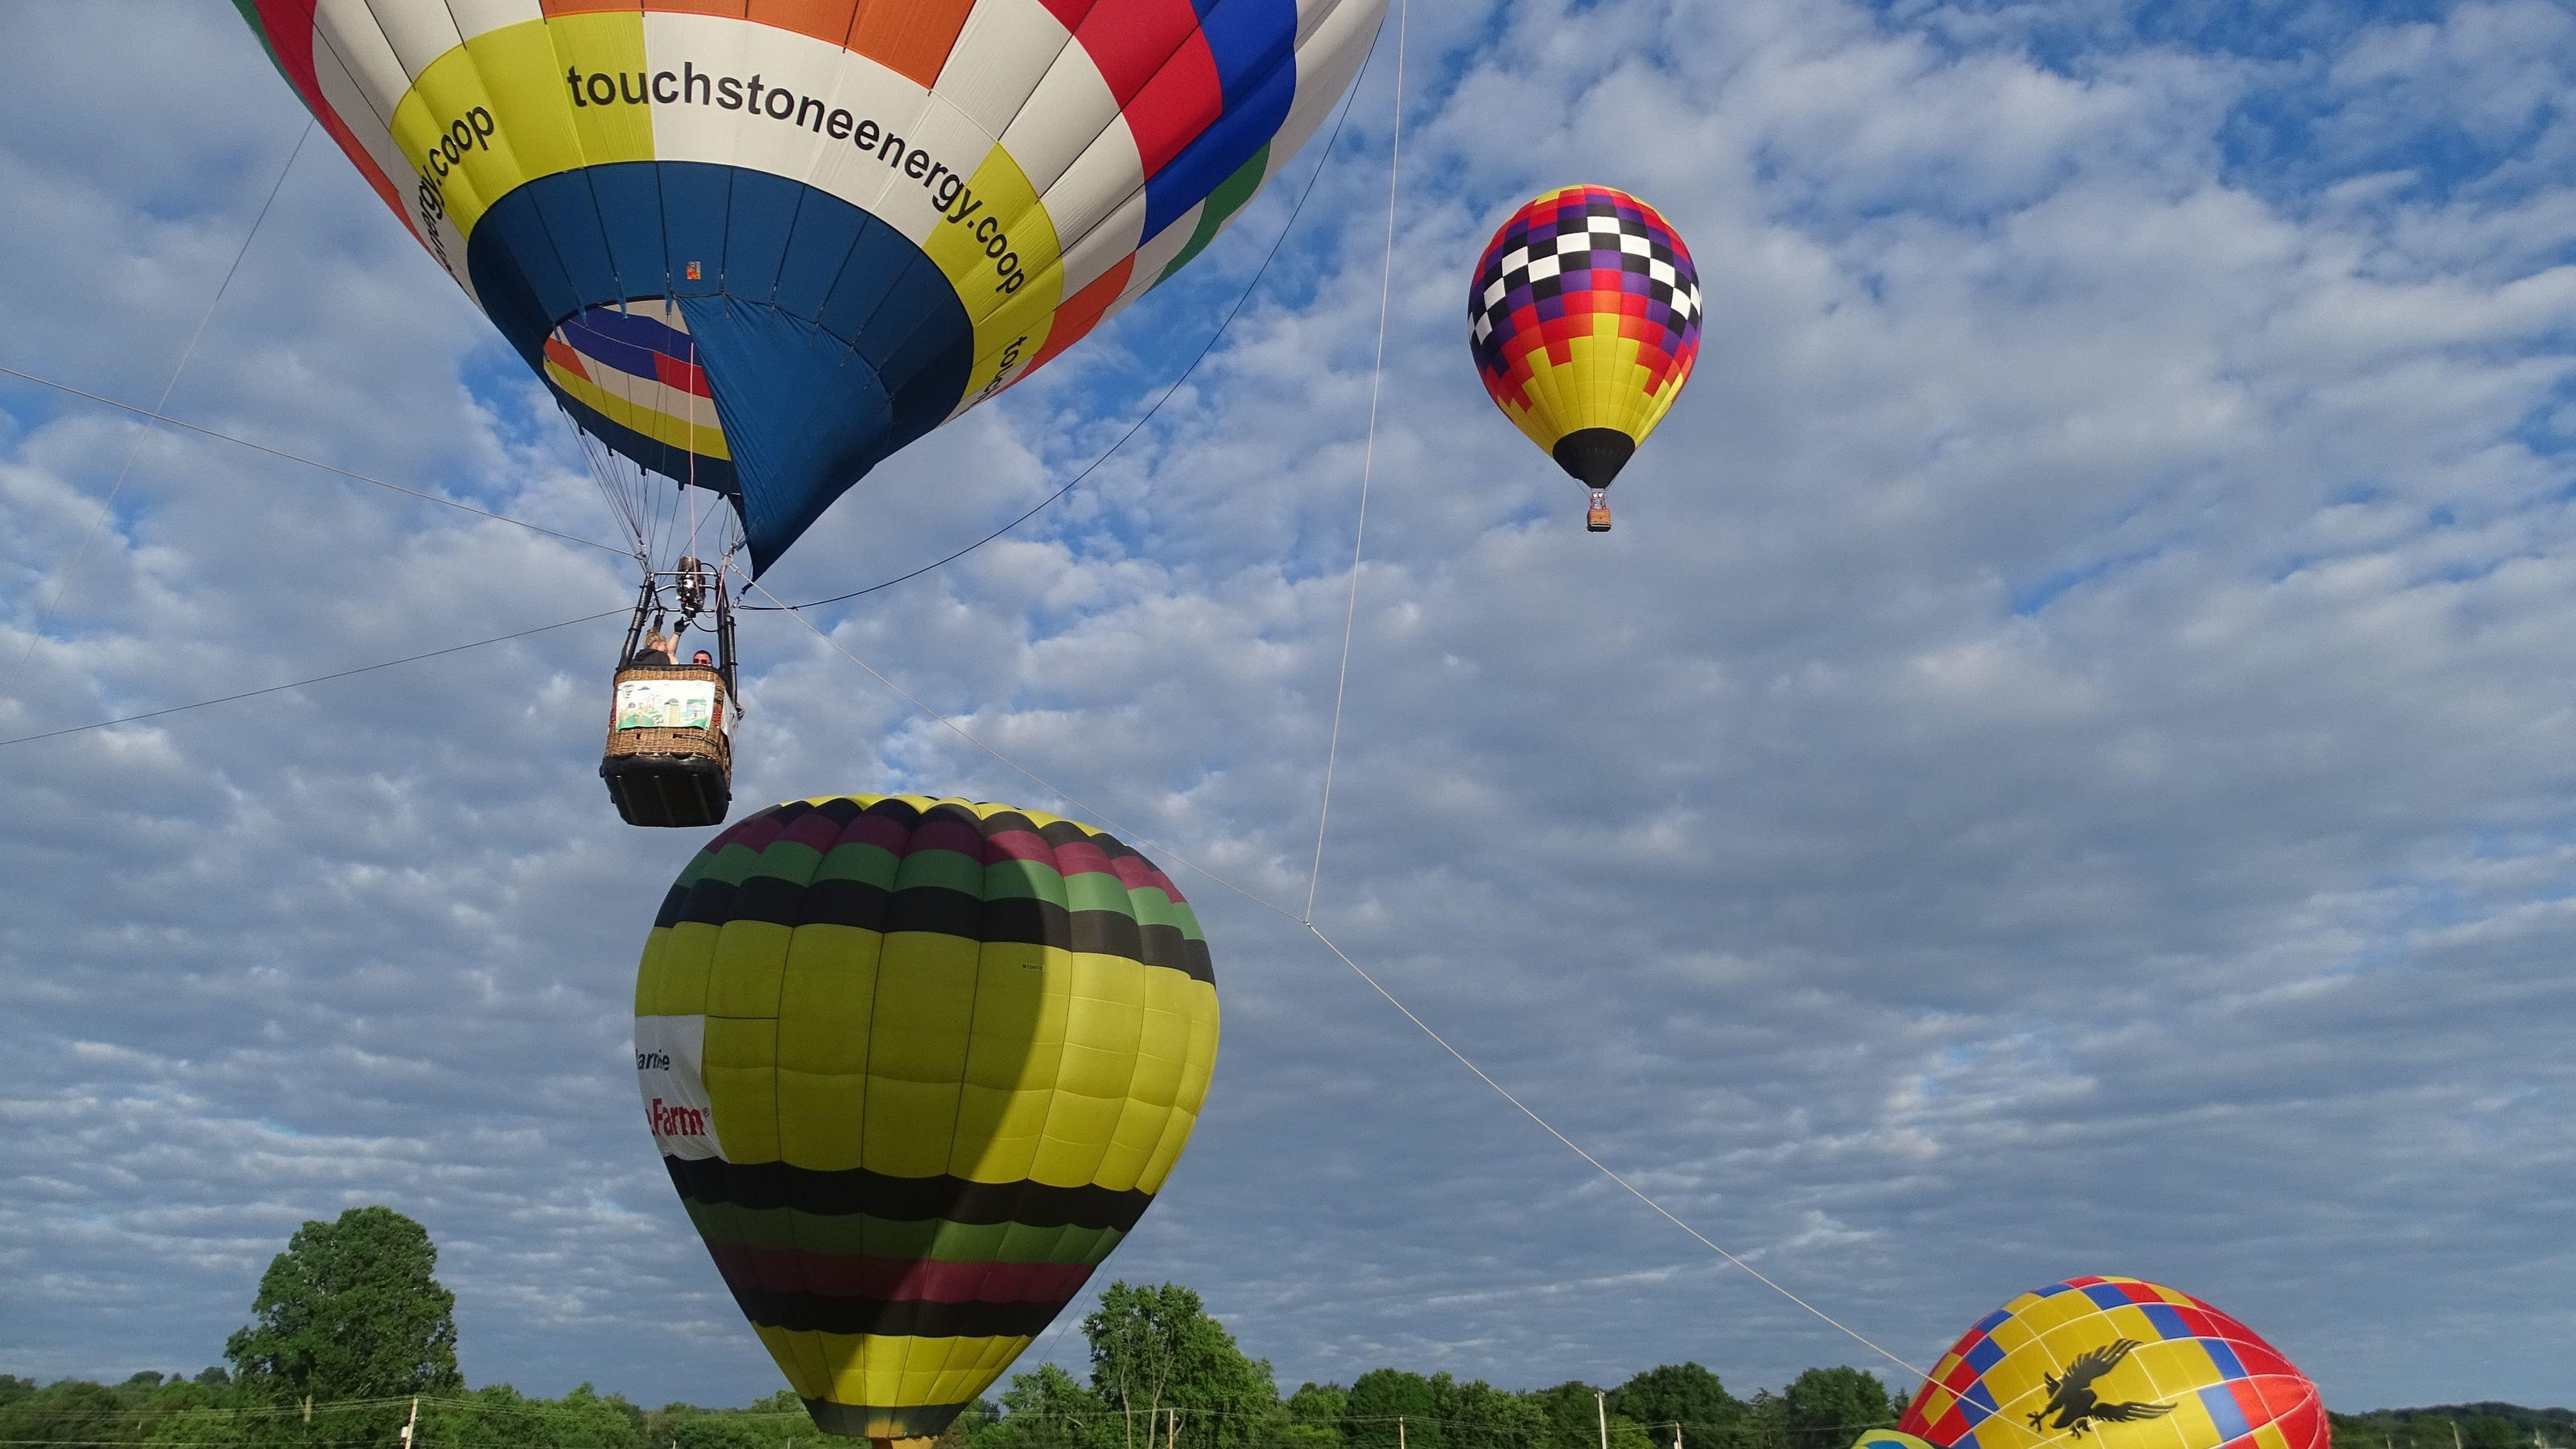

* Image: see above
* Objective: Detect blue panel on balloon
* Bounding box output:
[464,162,975,574]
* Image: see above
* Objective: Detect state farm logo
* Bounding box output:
[636,1049,671,1070]
[647,1097,709,1137]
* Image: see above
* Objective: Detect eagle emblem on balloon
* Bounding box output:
[1860,1277,2326,1449]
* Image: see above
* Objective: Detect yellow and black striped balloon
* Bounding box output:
[634,795,1220,1445]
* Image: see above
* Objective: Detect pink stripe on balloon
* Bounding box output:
[983,828,1056,865]
[1052,840,1115,879]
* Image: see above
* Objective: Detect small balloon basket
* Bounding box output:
[601,562,738,828]
[601,663,733,828]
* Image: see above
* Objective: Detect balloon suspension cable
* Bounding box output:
[0,608,625,749]
[741,34,1380,613]
[9,118,312,683]
[749,575,1932,1389]
[571,423,651,562]
[1306,0,1404,925]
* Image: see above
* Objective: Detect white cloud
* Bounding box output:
[6,0,2576,1416]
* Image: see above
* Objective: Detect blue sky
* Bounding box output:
[6,0,2576,1417]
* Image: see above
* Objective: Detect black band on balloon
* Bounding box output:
[668,1158,1158,1232]
[799,1398,967,1442]
[1550,427,1637,489]
[654,877,1214,983]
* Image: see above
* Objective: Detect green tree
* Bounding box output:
[1430,1379,1544,1449]
[976,1363,1117,1449]
[1081,1283,1282,1449]
[1342,1371,1439,1449]
[1523,1384,1650,1449]
[2462,1418,2526,1449]
[1278,1387,1346,1449]
[421,1383,650,1449]
[673,1418,774,1449]
[1774,1370,1890,1449]
[936,1400,999,1449]
[1608,1366,1740,1445]
[225,1206,463,1409]
[0,1381,127,1449]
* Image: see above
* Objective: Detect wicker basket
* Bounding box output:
[601,664,733,827]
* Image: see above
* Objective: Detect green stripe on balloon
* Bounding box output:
[1159,147,1273,284]
[681,1201,1125,1264]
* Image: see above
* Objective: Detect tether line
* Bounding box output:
[0,365,630,558]
[0,609,625,749]
[752,576,1932,1387]
[1306,0,1405,923]
[11,120,312,677]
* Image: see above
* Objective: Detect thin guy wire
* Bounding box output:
[574,423,649,559]
[1301,919,1926,1385]
[0,609,625,749]
[742,47,1377,614]
[0,365,629,557]
[758,583,1933,1385]
[1306,0,1406,923]
[11,120,312,677]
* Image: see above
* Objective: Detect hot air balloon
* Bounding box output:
[1468,184,1701,532]
[1893,1277,2325,1449]
[233,0,1386,823]
[634,795,1219,1445]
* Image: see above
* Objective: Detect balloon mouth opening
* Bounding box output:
[1550,427,1637,489]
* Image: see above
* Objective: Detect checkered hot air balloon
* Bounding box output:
[1894,1277,2327,1449]
[235,0,1384,574]
[634,796,1219,1447]
[1468,184,1702,532]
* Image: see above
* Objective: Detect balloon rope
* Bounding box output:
[1300,921,1928,1381]
[0,608,626,749]
[751,576,1934,1386]
[0,365,631,558]
[10,119,312,679]
[1305,0,1406,924]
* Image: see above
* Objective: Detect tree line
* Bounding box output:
[2,1208,2562,1449]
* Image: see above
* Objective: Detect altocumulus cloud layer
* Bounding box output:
[4,0,2574,1414]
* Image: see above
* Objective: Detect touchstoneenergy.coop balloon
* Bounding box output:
[234,0,1385,572]
[634,795,1220,1445]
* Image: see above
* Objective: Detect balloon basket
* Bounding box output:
[1586,489,1612,532]
[601,663,733,828]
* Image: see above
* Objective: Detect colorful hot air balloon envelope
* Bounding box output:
[1468,184,1701,532]
[234,0,1384,572]
[634,795,1220,1443]
[1897,1277,2326,1449]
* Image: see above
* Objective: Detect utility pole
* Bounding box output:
[1399,1418,1407,1449]
[1597,1393,1610,1449]
[401,1397,419,1449]
[1167,1408,1178,1449]
[1675,1426,1683,1449]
